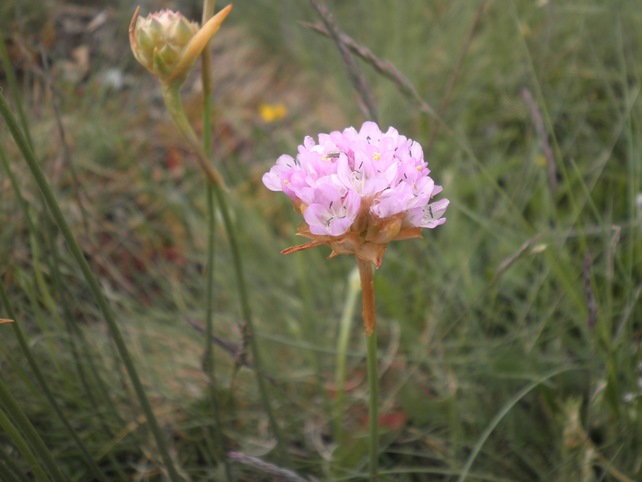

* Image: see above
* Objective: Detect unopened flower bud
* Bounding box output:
[129,5,232,86]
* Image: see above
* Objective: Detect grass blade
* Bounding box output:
[0,89,182,481]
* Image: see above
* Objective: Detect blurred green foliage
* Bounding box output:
[1,0,641,480]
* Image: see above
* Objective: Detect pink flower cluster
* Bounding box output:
[263,122,448,265]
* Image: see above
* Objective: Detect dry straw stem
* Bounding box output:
[302,21,437,119]
[492,233,544,283]
[185,317,277,382]
[304,0,488,151]
[308,0,379,122]
[522,87,557,193]
[228,452,318,482]
[0,319,15,324]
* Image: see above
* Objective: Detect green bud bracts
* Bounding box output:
[130,9,199,82]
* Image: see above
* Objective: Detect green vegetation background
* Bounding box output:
[1,0,641,480]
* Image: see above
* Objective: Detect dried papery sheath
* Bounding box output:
[263,121,448,267]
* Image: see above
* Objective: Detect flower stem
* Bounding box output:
[200,1,232,478]
[210,179,286,458]
[201,0,216,156]
[357,258,376,336]
[357,257,379,480]
[161,74,285,460]
[161,83,227,189]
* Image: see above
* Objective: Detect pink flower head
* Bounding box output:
[263,122,448,267]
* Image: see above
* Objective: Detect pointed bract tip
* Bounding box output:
[168,4,233,83]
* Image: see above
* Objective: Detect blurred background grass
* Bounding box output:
[1,0,641,480]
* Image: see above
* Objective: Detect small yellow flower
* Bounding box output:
[259,102,287,123]
[129,5,232,86]
[534,154,547,167]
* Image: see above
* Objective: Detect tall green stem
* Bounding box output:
[357,258,379,480]
[161,83,226,189]
[200,1,232,479]
[0,90,182,482]
[210,179,286,457]
[161,69,285,459]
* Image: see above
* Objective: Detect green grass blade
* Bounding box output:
[0,377,68,482]
[0,281,109,482]
[456,367,577,482]
[0,407,50,482]
[0,37,33,149]
[0,89,182,481]
[333,267,360,445]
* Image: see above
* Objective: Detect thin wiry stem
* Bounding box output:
[228,452,317,481]
[161,70,286,460]
[309,0,378,122]
[210,178,287,458]
[521,87,557,194]
[302,21,436,119]
[200,0,232,479]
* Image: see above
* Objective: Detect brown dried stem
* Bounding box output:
[302,20,436,119]
[308,0,378,122]
[522,87,558,194]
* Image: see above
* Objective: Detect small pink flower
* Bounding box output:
[304,183,361,236]
[263,122,448,267]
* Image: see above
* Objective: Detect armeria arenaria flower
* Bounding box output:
[263,121,448,267]
[129,5,232,86]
